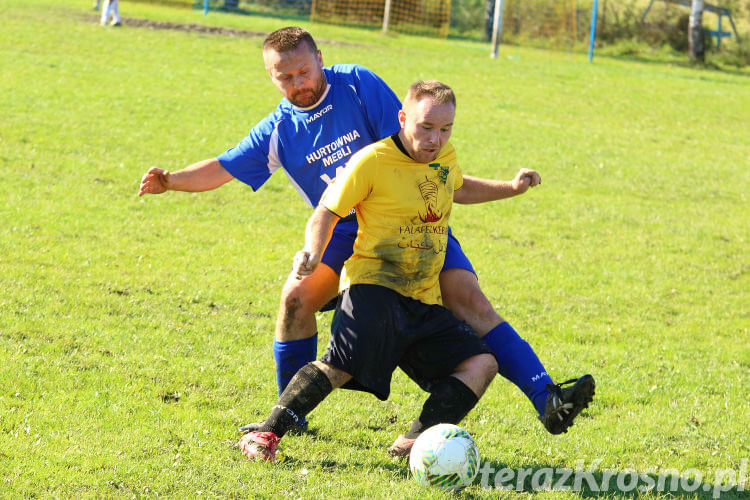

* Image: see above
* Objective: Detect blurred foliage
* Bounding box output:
[135,0,750,65]
[577,0,750,66]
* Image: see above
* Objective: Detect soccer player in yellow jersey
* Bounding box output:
[238,81,503,461]
[318,108,462,305]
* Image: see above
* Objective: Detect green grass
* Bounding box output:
[1,0,749,498]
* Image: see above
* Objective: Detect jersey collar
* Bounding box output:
[391,133,414,160]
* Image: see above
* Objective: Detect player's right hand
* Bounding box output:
[293,250,318,280]
[511,168,541,195]
[138,167,170,196]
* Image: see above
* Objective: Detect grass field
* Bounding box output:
[1,0,749,498]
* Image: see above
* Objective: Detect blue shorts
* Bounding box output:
[321,218,475,276]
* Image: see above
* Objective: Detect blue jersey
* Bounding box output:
[218,64,401,207]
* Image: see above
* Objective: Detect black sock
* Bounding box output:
[260,363,333,437]
[405,376,479,439]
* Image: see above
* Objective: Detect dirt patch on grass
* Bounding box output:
[84,14,367,46]
[122,16,267,37]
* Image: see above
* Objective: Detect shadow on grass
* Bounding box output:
[248,450,745,499]
[471,458,747,499]
[278,455,411,480]
[594,53,750,78]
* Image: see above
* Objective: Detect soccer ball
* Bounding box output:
[409,423,480,491]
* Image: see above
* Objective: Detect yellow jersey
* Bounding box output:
[321,135,462,305]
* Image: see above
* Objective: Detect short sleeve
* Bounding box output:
[216,113,279,191]
[453,164,463,191]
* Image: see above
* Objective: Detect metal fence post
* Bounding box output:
[588,0,598,62]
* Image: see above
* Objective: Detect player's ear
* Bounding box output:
[398,109,406,128]
[316,50,323,68]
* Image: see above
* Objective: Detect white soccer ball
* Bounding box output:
[409,423,480,491]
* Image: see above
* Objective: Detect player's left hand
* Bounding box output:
[512,168,541,194]
[293,250,318,280]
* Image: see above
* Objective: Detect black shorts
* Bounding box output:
[320,284,495,401]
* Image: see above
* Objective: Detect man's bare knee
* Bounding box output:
[453,353,497,397]
[275,265,339,341]
[274,274,322,341]
[312,360,352,389]
[477,353,498,377]
[280,280,314,317]
[280,266,338,316]
[463,353,497,378]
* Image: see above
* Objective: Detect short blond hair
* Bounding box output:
[404,80,456,108]
[263,26,318,54]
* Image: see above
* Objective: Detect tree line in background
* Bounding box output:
[466,0,749,65]
[585,0,749,63]
[139,0,750,65]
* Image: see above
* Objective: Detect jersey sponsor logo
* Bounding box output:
[428,162,450,185]
[399,225,447,235]
[397,239,446,251]
[305,104,333,124]
[322,146,352,167]
[418,176,442,223]
[397,174,448,253]
[305,129,361,166]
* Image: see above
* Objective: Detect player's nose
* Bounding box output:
[291,74,307,89]
[429,129,441,145]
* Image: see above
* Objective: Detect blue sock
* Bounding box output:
[483,322,553,416]
[273,334,318,425]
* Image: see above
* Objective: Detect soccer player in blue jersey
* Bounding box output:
[138,26,594,437]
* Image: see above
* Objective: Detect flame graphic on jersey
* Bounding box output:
[418,176,442,223]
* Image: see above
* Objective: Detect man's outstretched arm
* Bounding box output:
[453,169,541,205]
[138,158,234,196]
[293,205,341,279]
